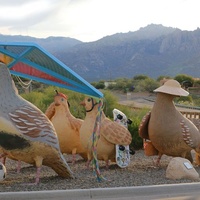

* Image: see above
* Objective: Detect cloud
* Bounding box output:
[0,0,200,41]
[0,0,35,6]
[0,0,63,28]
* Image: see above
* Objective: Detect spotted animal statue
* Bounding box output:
[45,90,87,163]
[0,62,74,184]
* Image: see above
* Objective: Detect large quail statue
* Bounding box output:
[0,62,74,184]
[139,79,200,164]
[45,90,87,163]
[79,96,132,168]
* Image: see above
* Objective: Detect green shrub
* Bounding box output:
[134,78,159,92]
[92,81,105,89]
[128,117,143,150]
[21,91,47,112]
[102,90,119,117]
[125,107,150,150]
[174,95,193,106]
[174,74,194,85]
[193,98,200,107]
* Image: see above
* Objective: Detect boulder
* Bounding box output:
[166,157,199,180]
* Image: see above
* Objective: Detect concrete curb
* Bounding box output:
[1,183,200,200]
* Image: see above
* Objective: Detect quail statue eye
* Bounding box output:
[87,98,91,102]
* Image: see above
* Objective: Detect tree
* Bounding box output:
[102,90,119,117]
[114,78,132,91]
[174,74,194,86]
[194,79,200,87]
[91,80,105,89]
[95,81,105,89]
[133,75,149,81]
[134,78,159,92]
[156,75,172,82]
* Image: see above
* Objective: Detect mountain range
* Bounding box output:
[1,24,200,82]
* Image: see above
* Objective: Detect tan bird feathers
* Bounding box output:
[45,91,87,163]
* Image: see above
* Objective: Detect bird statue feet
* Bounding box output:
[152,155,162,168]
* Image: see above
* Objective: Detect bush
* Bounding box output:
[174,74,194,86]
[102,90,119,117]
[193,98,200,107]
[174,95,193,106]
[21,91,47,112]
[125,107,150,150]
[134,78,159,92]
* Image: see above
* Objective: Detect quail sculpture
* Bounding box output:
[45,90,87,163]
[0,62,74,184]
[80,96,132,168]
[139,79,200,164]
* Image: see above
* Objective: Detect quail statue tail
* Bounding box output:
[45,153,74,179]
[54,154,74,178]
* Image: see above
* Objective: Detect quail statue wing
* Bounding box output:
[138,111,151,140]
[69,117,82,132]
[180,119,198,149]
[100,118,132,145]
[45,102,56,120]
[9,105,60,150]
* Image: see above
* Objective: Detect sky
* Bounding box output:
[0,0,199,42]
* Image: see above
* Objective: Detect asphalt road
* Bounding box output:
[116,91,200,113]
[1,183,200,200]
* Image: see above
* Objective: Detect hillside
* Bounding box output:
[0,34,82,53]
[1,24,200,82]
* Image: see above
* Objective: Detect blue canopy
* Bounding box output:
[0,42,103,98]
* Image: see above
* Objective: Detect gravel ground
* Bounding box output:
[1,150,200,192]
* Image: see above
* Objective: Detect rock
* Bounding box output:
[166,157,199,180]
